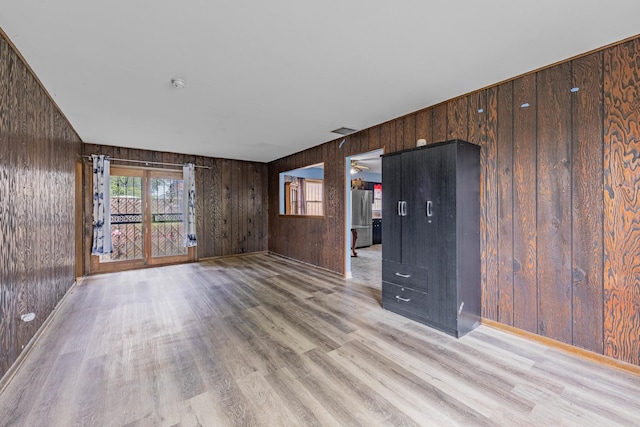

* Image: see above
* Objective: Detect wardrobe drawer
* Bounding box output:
[382,260,428,291]
[382,281,429,320]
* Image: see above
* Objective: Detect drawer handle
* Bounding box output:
[395,272,411,278]
[396,296,411,302]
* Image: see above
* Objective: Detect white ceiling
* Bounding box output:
[1,2,639,163]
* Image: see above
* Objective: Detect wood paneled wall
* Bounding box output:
[268,36,640,366]
[0,33,82,378]
[81,144,268,275]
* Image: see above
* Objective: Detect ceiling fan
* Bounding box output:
[350,160,370,175]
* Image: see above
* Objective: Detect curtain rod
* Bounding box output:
[82,155,211,169]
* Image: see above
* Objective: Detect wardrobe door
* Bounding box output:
[401,149,429,269]
[381,153,402,264]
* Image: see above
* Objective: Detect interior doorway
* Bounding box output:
[345,149,383,288]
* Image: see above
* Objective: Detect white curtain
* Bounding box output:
[91,154,112,255]
[182,163,197,247]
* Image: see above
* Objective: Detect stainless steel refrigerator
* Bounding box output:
[351,189,373,248]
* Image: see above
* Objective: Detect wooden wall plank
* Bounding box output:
[403,114,416,150]
[468,90,486,308]
[212,158,223,257]
[415,109,433,145]
[357,129,369,155]
[496,82,514,325]
[394,119,404,154]
[368,125,381,153]
[468,90,499,321]
[484,87,499,321]
[321,142,333,268]
[447,96,468,141]
[381,121,394,154]
[512,74,538,333]
[14,55,31,353]
[335,139,346,273]
[247,162,255,253]
[222,159,233,256]
[537,63,573,342]
[259,161,268,251]
[572,52,604,354]
[331,144,339,267]
[603,38,640,366]
[432,103,447,142]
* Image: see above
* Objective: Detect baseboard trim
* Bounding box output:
[268,251,345,278]
[482,318,640,377]
[198,250,269,262]
[0,277,84,394]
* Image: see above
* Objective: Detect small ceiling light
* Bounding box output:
[171,78,186,89]
[332,127,357,136]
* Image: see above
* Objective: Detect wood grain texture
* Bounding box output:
[403,114,416,150]
[571,52,604,354]
[2,254,640,426]
[537,63,572,342]
[394,118,404,154]
[603,38,640,366]
[468,91,487,308]
[432,103,447,142]
[469,90,499,321]
[512,74,538,334]
[484,87,500,321]
[447,96,468,141]
[415,109,433,144]
[368,125,381,153]
[381,120,394,155]
[0,33,81,378]
[496,82,515,325]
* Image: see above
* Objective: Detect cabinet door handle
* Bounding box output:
[395,296,411,302]
[426,200,433,217]
[397,201,402,216]
[395,272,411,278]
[401,201,407,216]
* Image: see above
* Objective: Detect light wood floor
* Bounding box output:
[350,244,382,287]
[1,253,639,426]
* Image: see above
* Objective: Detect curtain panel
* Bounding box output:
[182,163,197,247]
[91,154,112,255]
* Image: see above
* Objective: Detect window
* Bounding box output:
[304,179,323,216]
[279,163,324,216]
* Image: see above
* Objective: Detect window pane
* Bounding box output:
[104,175,143,262]
[151,177,187,257]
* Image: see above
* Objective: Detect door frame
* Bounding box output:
[344,148,384,278]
